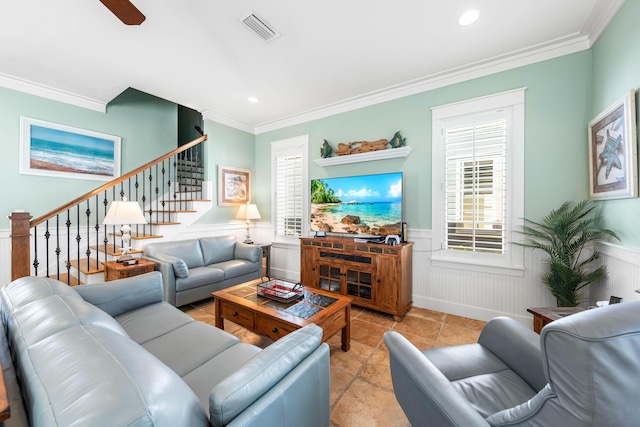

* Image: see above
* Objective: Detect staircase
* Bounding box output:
[9,136,211,285]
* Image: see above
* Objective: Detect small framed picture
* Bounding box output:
[218,165,251,206]
[588,90,638,200]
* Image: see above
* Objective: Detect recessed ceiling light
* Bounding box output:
[248,96,260,103]
[459,9,481,26]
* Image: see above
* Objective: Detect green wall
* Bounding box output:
[0,87,178,228]
[196,119,256,223]
[255,51,593,230]
[590,0,640,248]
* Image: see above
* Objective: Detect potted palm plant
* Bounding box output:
[518,200,619,307]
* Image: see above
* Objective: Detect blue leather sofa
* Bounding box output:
[0,272,330,426]
[143,236,262,307]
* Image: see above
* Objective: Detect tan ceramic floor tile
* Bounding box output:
[331,378,408,427]
[405,306,447,323]
[392,315,442,341]
[355,309,397,329]
[359,347,393,390]
[444,313,486,331]
[379,330,436,354]
[350,318,388,348]
[329,339,374,375]
[330,366,354,406]
[187,309,216,323]
[437,323,482,346]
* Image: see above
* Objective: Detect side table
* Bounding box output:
[526,307,585,334]
[103,258,156,282]
[253,243,272,279]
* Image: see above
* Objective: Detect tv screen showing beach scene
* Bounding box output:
[311,172,403,236]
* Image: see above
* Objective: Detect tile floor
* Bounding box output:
[182,296,486,427]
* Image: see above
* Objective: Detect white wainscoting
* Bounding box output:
[3,224,637,326]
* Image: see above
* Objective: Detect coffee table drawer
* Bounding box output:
[255,314,297,341]
[220,301,255,329]
[316,308,346,341]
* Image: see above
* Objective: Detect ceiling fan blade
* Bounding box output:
[99,0,146,25]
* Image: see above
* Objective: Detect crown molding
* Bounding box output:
[254,35,591,134]
[0,72,107,113]
[201,109,255,134]
[581,0,625,47]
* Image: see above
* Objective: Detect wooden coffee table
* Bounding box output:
[213,281,352,351]
[527,306,585,333]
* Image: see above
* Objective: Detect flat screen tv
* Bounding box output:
[310,172,403,236]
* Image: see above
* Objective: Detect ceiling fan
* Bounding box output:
[99,0,146,25]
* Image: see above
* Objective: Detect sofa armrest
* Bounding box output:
[144,256,178,306]
[74,272,164,317]
[384,331,490,427]
[478,317,546,391]
[234,242,262,263]
[209,324,324,426]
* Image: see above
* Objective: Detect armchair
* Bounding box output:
[384,301,640,427]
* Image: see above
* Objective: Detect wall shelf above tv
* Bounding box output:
[314,146,412,167]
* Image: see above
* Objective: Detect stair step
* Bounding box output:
[161,199,211,203]
[50,273,82,286]
[90,244,143,257]
[148,221,181,226]
[70,258,104,275]
[131,234,163,240]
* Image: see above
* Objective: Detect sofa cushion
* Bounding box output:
[142,321,241,377]
[200,236,237,265]
[145,239,205,269]
[209,324,323,425]
[75,271,164,317]
[211,259,260,280]
[176,266,225,292]
[1,276,81,315]
[23,325,209,427]
[11,295,128,346]
[115,301,194,344]
[184,343,262,416]
[155,253,190,278]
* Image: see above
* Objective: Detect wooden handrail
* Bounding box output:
[30,135,207,228]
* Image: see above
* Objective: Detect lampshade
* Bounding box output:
[103,201,147,225]
[236,203,261,221]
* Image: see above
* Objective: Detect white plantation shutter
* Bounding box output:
[275,152,303,237]
[445,119,507,253]
[271,135,309,241]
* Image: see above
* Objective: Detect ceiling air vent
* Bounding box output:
[240,11,280,42]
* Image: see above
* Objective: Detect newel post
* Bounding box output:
[9,211,32,281]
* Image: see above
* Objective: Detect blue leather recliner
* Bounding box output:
[384,301,640,426]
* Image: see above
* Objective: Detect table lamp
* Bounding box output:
[236,203,261,244]
[103,198,147,262]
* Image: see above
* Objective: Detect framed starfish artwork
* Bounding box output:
[588,90,638,200]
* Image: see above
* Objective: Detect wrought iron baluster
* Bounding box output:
[44,221,50,278]
[33,225,39,276]
[85,200,92,273]
[103,191,109,260]
[66,210,72,283]
[161,161,166,223]
[56,215,61,280]
[154,164,159,226]
[149,168,154,228]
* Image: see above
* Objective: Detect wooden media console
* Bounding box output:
[300,236,413,321]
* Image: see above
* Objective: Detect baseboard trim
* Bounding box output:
[412,295,531,327]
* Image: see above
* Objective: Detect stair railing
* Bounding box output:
[10,135,208,283]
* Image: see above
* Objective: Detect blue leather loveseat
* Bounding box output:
[143,236,262,307]
[0,272,330,426]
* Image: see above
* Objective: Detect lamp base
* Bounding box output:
[243,238,254,244]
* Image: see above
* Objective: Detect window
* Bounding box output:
[271,135,309,242]
[432,89,524,274]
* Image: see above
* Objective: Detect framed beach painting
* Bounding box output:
[588,90,638,200]
[20,117,121,181]
[218,165,251,206]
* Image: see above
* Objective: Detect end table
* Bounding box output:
[103,258,156,282]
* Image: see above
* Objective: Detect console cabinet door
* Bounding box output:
[300,244,316,287]
[375,255,398,310]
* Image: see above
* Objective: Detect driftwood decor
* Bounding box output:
[320,131,406,158]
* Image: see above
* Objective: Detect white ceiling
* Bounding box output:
[0,0,625,134]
